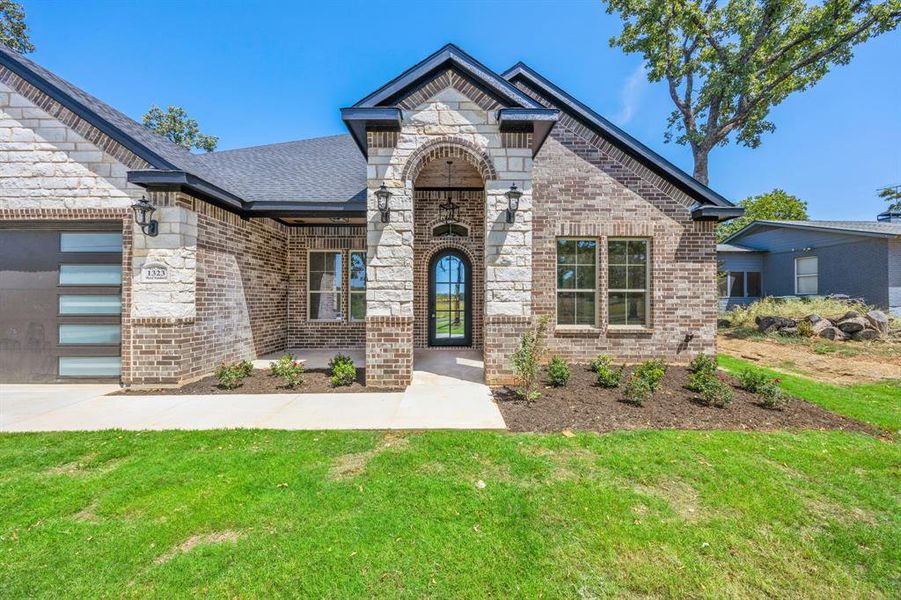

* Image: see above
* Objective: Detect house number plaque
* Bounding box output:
[142,263,169,283]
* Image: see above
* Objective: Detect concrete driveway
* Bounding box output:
[0,350,506,431]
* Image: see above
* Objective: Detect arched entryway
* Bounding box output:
[428,249,472,347]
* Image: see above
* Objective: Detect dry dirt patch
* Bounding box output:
[153,530,243,565]
[633,479,701,521]
[329,433,409,480]
[718,336,901,385]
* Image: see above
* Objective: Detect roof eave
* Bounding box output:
[497,108,560,157]
[127,169,245,211]
[691,205,745,222]
[340,107,403,158]
[721,220,899,245]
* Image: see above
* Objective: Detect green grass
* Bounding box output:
[1,430,898,598]
[718,355,901,432]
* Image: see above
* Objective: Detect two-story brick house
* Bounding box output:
[0,44,741,388]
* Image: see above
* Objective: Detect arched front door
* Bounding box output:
[428,249,472,347]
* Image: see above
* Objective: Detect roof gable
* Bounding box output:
[503,62,739,214]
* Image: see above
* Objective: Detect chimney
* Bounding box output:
[876,209,901,223]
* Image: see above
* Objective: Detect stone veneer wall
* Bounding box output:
[412,188,485,349]
[525,105,717,363]
[288,225,367,348]
[365,73,535,387]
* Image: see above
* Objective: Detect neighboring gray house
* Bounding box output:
[717,210,901,315]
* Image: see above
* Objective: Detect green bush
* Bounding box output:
[699,376,734,408]
[594,355,624,388]
[633,359,667,392]
[329,354,357,387]
[686,370,711,393]
[216,362,247,390]
[759,378,790,409]
[270,354,304,389]
[511,316,550,401]
[797,320,814,337]
[688,353,717,377]
[547,356,571,387]
[237,360,254,378]
[738,367,770,393]
[623,375,653,406]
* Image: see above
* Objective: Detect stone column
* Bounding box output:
[128,190,198,387]
[365,148,414,388]
[483,147,534,385]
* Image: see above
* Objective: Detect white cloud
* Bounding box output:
[612,62,649,126]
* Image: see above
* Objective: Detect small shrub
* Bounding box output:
[594,355,624,388]
[215,362,247,390]
[686,370,711,393]
[237,360,254,378]
[688,353,717,377]
[633,359,667,392]
[270,354,304,388]
[329,354,357,387]
[699,376,734,408]
[738,367,770,393]
[759,378,790,409]
[796,320,814,337]
[511,316,550,401]
[623,375,653,406]
[547,356,571,387]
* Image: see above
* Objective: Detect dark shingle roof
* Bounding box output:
[193,135,366,205]
[741,220,901,238]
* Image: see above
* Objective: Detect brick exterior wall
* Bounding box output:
[525,120,717,366]
[483,315,532,385]
[365,315,413,388]
[288,225,367,348]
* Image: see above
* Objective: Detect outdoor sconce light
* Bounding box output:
[505,183,522,223]
[375,184,392,223]
[131,195,159,236]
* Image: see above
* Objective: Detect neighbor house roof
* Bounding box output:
[722,220,901,245]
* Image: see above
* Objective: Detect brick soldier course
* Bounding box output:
[0,44,741,390]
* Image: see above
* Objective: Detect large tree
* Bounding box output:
[604,0,901,185]
[0,0,34,54]
[142,105,219,152]
[717,188,808,240]
[877,184,901,211]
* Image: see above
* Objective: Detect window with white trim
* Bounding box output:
[556,239,597,326]
[349,251,366,321]
[308,251,342,321]
[720,271,761,298]
[608,239,650,327]
[795,256,818,295]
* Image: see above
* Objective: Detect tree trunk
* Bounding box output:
[692,146,709,186]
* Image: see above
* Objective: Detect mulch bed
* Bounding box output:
[493,364,878,435]
[114,368,396,395]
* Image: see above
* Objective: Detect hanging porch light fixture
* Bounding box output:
[438,161,460,225]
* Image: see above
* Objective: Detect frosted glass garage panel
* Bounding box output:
[59,324,121,345]
[60,232,122,252]
[58,356,121,377]
[59,264,122,285]
[59,295,121,315]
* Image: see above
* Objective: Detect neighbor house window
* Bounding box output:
[608,240,650,327]
[349,251,366,321]
[720,271,762,298]
[308,251,342,320]
[795,256,818,295]
[556,239,597,326]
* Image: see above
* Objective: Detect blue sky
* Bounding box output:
[23,0,901,219]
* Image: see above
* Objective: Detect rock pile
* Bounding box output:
[755,310,889,341]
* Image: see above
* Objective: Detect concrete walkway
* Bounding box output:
[0,350,506,431]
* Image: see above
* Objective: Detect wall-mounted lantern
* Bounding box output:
[505,183,522,224]
[131,195,159,236]
[375,184,392,223]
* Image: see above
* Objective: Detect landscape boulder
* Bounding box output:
[851,329,880,341]
[817,326,848,341]
[811,319,832,336]
[865,310,889,335]
[836,317,868,335]
[805,314,823,325]
[756,315,796,334]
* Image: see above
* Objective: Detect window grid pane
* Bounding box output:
[556,239,597,326]
[59,356,120,377]
[59,324,121,345]
[608,239,649,326]
[60,232,122,253]
[59,295,121,315]
[59,264,122,285]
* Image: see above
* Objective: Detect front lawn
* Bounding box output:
[1,430,898,597]
[718,355,901,432]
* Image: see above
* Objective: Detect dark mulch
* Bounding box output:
[113,368,396,395]
[493,364,878,435]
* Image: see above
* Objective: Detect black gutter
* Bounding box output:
[691,205,745,222]
[0,49,179,171]
[127,170,245,211]
[502,62,736,209]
